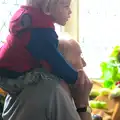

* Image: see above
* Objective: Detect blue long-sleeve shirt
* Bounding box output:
[27,28,78,84]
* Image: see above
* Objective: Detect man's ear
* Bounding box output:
[58,40,70,55]
[58,40,64,53]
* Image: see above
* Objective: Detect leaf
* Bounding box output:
[112,67,118,81]
[110,46,120,57]
[100,62,113,80]
[103,80,114,88]
[100,45,120,88]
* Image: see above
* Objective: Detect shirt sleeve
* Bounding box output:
[26,28,78,84]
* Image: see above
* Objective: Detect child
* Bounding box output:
[0,0,78,93]
[0,0,92,117]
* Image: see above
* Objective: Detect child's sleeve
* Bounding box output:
[26,28,78,84]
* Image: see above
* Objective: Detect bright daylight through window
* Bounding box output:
[79,0,120,78]
[0,0,61,44]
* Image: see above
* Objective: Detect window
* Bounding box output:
[0,0,61,43]
[79,0,120,78]
[0,0,26,43]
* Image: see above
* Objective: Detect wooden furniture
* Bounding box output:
[92,80,120,120]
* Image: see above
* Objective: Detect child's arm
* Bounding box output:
[27,28,78,84]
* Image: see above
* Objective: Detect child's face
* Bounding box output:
[50,0,72,25]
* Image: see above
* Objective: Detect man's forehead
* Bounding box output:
[59,39,82,53]
[69,40,82,52]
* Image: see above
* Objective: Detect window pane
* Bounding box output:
[79,0,120,78]
[0,0,25,42]
[0,1,62,43]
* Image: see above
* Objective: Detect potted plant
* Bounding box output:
[100,46,120,89]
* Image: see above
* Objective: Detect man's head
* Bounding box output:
[26,0,72,25]
[59,40,86,70]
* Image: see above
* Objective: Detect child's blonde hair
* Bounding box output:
[26,0,58,14]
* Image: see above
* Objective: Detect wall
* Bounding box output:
[64,0,79,41]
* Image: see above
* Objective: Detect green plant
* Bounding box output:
[100,46,120,89]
